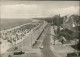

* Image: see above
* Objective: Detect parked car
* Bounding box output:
[39,45,44,49]
[14,51,25,55]
[67,53,77,57]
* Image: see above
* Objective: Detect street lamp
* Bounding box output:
[72,26,79,57]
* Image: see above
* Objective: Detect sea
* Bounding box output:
[0,19,33,31]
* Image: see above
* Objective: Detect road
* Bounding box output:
[1,24,56,57]
[20,24,56,57]
[41,25,56,57]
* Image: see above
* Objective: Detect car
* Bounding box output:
[51,42,54,45]
[39,45,44,49]
[67,53,77,57]
[14,51,25,55]
[51,41,54,45]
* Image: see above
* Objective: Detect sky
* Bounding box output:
[1,1,80,19]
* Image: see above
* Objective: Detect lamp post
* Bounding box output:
[30,30,33,49]
[72,26,78,57]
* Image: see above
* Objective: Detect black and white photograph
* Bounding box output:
[0,1,80,57]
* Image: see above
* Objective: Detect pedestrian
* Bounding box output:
[61,39,64,45]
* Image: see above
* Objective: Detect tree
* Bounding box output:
[59,28,73,41]
[71,15,80,24]
[53,15,63,34]
[53,15,63,26]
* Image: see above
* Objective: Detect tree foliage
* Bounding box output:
[71,15,80,24]
[53,15,63,26]
[59,28,73,40]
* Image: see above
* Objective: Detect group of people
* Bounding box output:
[0,23,40,44]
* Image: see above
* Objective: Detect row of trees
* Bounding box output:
[44,14,80,41]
